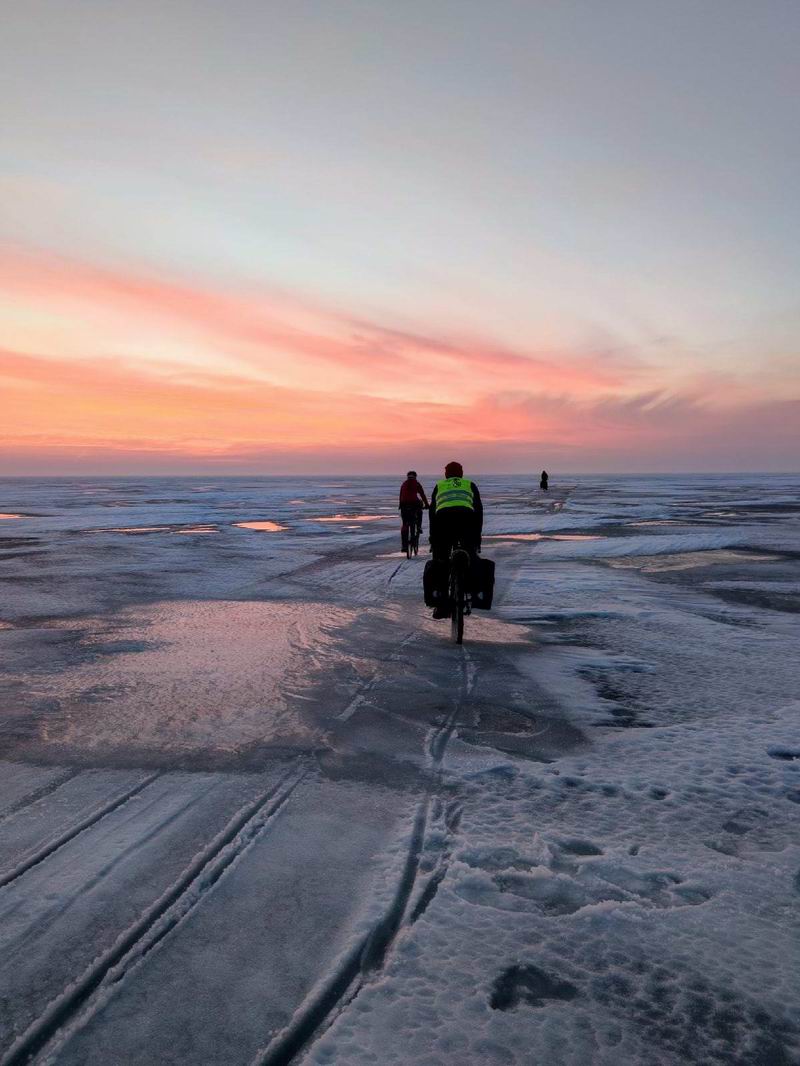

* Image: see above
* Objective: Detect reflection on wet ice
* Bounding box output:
[310,514,393,523]
[234,521,287,532]
[3,601,355,765]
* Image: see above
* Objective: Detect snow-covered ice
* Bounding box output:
[0,474,798,1065]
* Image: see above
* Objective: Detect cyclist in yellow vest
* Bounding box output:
[428,462,483,617]
[429,461,483,561]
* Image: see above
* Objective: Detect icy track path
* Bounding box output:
[0,474,799,1064]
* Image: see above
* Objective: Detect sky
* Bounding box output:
[1,0,798,474]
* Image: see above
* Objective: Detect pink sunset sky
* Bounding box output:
[1,2,798,474]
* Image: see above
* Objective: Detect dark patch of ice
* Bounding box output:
[557,838,604,856]
[490,964,579,1010]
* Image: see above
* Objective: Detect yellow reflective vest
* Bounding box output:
[434,477,475,511]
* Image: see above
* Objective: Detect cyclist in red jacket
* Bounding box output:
[399,471,428,553]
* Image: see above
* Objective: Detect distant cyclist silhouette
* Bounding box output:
[398,470,428,552]
[540,470,549,491]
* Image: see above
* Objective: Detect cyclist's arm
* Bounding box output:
[472,483,484,544]
[428,486,438,537]
[418,486,429,508]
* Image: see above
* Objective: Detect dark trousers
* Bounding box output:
[430,508,480,562]
[400,504,423,549]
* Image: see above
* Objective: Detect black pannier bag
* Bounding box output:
[423,559,449,607]
[471,556,495,609]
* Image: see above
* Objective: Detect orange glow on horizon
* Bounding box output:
[1,250,797,473]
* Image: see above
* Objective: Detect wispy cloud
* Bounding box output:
[0,251,643,399]
[1,250,797,472]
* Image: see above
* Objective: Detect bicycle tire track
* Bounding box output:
[0,773,161,890]
[408,799,463,926]
[386,558,407,586]
[1,787,207,964]
[426,705,459,764]
[254,649,474,1066]
[253,798,430,1066]
[337,630,420,721]
[0,764,307,1066]
[0,770,82,826]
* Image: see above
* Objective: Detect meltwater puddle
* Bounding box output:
[234,521,288,532]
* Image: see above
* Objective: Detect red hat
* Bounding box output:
[444,461,463,478]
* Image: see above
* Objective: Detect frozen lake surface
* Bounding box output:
[0,474,799,1064]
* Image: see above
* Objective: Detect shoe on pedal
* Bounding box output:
[432,606,450,619]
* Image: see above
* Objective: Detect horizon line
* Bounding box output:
[1,470,798,480]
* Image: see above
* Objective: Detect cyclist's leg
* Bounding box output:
[413,505,423,546]
[400,505,412,551]
[430,514,455,616]
[430,511,454,561]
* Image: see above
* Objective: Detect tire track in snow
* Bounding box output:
[406,647,472,927]
[254,648,473,1066]
[253,797,430,1066]
[0,774,161,890]
[1,786,209,963]
[0,770,82,826]
[385,561,404,586]
[0,763,307,1066]
[337,630,420,721]
[408,798,463,925]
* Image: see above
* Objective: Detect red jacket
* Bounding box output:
[399,478,428,507]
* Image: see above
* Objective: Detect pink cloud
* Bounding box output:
[0,250,643,399]
[1,250,797,473]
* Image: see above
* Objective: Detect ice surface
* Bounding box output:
[2,600,356,767]
[0,474,798,1064]
[608,549,780,572]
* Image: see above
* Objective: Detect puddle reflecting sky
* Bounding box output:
[234,521,287,532]
[310,514,393,523]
